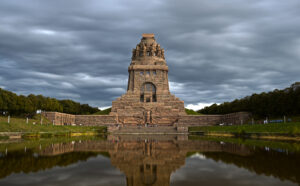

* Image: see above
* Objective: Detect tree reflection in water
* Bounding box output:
[0,135,299,186]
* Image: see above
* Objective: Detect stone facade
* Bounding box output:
[43,109,250,128]
[42,112,116,126]
[43,112,75,125]
[75,115,116,125]
[220,112,251,125]
[43,34,251,128]
[110,33,186,125]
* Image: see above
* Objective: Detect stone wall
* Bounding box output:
[221,112,251,125]
[176,112,251,126]
[75,115,116,126]
[42,112,75,125]
[176,115,223,126]
[43,111,251,127]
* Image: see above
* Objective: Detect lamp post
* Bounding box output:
[40,110,43,125]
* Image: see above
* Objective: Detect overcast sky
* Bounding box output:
[0,0,300,110]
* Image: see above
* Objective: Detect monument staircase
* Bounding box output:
[109,125,179,134]
[111,92,186,125]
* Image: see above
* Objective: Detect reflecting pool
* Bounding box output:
[0,135,299,186]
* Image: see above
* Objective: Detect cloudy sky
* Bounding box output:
[0,0,300,110]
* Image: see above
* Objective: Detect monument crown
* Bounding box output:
[132,33,165,61]
[142,33,155,38]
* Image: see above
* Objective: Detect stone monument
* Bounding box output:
[43,34,251,128]
[110,34,186,125]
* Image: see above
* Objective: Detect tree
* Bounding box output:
[199,83,300,118]
[0,88,98,116]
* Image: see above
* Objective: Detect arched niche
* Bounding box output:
[140,82,156,102]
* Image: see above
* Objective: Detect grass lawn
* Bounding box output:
[189,122,300,135]
[0,116,106,133]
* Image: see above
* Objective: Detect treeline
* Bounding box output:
[0,88,99,116]
[199,84,300,118]
[0,151,99,179]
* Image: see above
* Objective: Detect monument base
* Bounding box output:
[110,92,186,125]
[43,111,251,133]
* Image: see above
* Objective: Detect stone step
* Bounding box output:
[112,126,178,134]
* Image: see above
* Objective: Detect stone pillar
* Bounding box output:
[157,49,161,57]
[136,46,140,57]
[143,44,146,57]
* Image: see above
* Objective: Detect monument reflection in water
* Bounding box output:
[0,135,299,186]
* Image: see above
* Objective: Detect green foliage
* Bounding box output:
[0,88,99,116]
[199,84,300,118]
[93,108,111,115]
[185,108,202,115]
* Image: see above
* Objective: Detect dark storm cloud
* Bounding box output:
[0,0,299,109]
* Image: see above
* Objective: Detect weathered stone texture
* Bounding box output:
[43,111,250,128]
[111,33,186,125]
[75,115,116,126]
[176,115,223,126]
[221,112,251,125]
[176,112,251,126]
[42,112,75,125]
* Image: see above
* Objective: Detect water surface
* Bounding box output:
[0,135,299,186]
